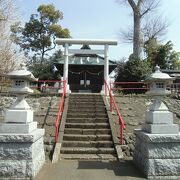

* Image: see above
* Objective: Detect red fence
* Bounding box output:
[104,80,126,145]
[111,81,180,94]
[110,82,149,93]
[31,79,63,92]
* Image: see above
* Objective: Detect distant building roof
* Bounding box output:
[162,69,180,79]
[162,69,180,74]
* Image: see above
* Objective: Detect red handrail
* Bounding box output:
[55,80,66,142]
[104,80,125,145]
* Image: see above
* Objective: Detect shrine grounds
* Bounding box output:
[0,94,180,179]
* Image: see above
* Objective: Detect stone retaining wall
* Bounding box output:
[1,95,180,161]
[113,95,180,160]
[0,96,60,162]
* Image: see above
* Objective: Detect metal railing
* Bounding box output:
[30,79,63,93]
[111,82,149,93]
[55,80,66,142]
[111,82,180,94]
[168,83,180,93]
[104,80,126,144]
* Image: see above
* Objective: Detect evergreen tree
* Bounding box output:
[144,39,180,69]
[11,4,70,62]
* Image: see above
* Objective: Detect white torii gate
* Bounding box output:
[56,38,118,94]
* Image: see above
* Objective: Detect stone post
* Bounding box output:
[0,64,45,179]
[133,66,180,179]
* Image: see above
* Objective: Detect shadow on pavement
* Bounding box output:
[77,160,145,178]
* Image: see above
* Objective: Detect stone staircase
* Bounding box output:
[60,93,117,161]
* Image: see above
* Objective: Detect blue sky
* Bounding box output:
[15,0,180,60]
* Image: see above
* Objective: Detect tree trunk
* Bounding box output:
[133,12,141,59]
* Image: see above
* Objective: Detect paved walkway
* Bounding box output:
[35,160,146,180]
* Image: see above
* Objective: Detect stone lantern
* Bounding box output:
[133,66,180,179]
[4,63,37,125]
[146,65,173,96]
[0,64,45,179]
[142,65,179,134]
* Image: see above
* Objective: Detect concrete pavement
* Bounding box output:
[35,160,146,180]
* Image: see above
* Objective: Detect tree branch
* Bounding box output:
[140,0,161,18]
[44,35,56,53]
[118,27,133,43]
[127,0,137,12]
[140,7,151,17]
[137,0,144,8]
[142,16,169,41]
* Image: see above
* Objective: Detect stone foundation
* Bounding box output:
[134,129,180,179]
[0,129,45,179]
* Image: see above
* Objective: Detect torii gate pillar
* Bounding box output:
[63,43,70,92]
[102,44,109,95]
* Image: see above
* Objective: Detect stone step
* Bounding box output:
[69,98,103,102]
[68,102,105,109]
[60,153,117,161]
[64,128,111,135]
[70,93,101,96]
[62,141,114,148]
[70,96,102,99]
[69,99,103,103]
[63,134,112,141]
[68,102,104,106]
[68,106,106,110]
[65,123,110,129]
[67,109,106,114]
[60,147,115,154]
[68,104,105,108]
[66,118,109,123]
[70,95,102,99]
[67,113,108,118]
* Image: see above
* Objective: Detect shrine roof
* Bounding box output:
[56,54,117,66]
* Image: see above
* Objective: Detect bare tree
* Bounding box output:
[0,0,23,92]
[119,16,168,43]
[0,0,20,76]
[116,0,161,58]
[142,16,169,42]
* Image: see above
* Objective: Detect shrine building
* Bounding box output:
[55,38,118,94]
